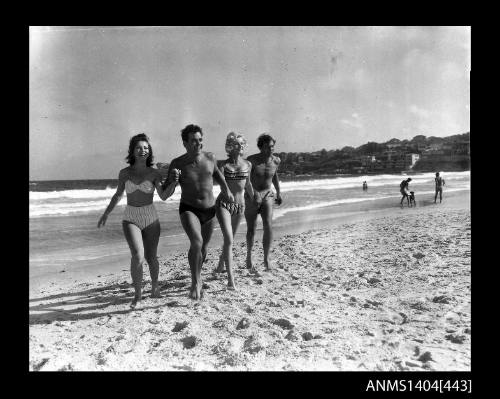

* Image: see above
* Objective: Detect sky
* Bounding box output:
[29,26,470,180]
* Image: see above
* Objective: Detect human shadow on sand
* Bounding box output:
[29,281,190,326]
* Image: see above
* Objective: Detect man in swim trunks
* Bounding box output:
[400,178,412,207]
[162,124,234,300]
[245,133,283,274]
[434,172,445,203]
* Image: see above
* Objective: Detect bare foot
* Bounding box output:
[188,283,203,300]
[130,295,141,309]
[249,267,262,277]
[264,260,274,270]
[214,261,226,273]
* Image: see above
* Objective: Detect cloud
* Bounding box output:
[409,105,431,119]
[341,116,363,129]
[440,61,465,81]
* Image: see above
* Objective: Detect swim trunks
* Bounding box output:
[244,190,274,214]
[179,202,216,225]
[123,203,158,230]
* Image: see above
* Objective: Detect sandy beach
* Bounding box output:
[29,191,470,371]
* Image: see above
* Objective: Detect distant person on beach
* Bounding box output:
[213,132,255,290]
[98,133,177,309]
[434,172,445,203]
[363,181,368,191]
[400,178,412,207]
[161,124,234,300]
[245,133,283,275]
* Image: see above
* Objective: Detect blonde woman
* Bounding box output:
[214,132,256,289]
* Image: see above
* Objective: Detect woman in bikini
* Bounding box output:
[214,132,256,289]
[98,133,178,309]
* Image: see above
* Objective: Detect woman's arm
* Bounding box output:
[98,169,126,228]
[155,167,178,201]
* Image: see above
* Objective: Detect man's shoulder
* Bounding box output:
[202,151,216,161]
[171,154,184,163]
[272,154,281,163]
[246,153,259,162]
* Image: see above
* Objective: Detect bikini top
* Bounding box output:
[125,179,154,194]
[223,165,250,181]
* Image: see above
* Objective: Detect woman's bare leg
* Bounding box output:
[143,220,161,297]
[216,207,236,289]
[122,221,145,309]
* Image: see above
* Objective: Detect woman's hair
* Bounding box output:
[125,133,154,166]
[257,133,276,149]
[181,124,203,142]
[225,132,247,156]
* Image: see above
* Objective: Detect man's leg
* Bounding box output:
[201,216,215,265]
[122,222,145,309]
[434,190,438,203]
[260,197,274,270]
[142,220,161,297]
[244,204,259,272]
[439,188,443,203]
[180,212,204,300]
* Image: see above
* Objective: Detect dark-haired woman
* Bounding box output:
[98,134,177,309]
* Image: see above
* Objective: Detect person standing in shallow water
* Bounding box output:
[214,132,255,290]
[434,172,445,203]
[400,177,412,207]
[98,134,177,309]
[161,124,234,300]
[245,133,283,275]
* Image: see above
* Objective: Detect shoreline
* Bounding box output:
[29,190,470,371]
[29,189,470,294]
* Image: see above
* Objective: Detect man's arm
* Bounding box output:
[244,162,257,199]
[159,159,180,200]
[211,154,234,202]
[272,156,282,205]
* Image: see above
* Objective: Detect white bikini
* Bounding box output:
[123,180,158,230]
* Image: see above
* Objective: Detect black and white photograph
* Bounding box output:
[29,26,470,372]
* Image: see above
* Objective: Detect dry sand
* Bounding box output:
[29,193,470,371]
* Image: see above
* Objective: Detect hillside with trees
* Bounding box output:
[276,132,469,176]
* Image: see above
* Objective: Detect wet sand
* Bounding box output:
[29,191,470,371]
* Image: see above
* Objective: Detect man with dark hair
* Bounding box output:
[434,172,445,203]
[162,124,234,299]
[400,177,412,207]
[244,133,283,274]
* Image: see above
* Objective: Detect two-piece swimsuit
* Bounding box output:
[216,164,250,215]
[123,179,159,230]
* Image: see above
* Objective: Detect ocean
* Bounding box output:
[29,171,470,275]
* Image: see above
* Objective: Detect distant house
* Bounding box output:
[405,153,420,168]
[359,155,376,165]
